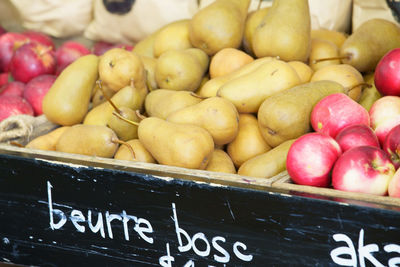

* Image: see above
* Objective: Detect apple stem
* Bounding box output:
[190,92,207,99]
[112,138,136,159]
[312,55,350,64]
[112,111,140,126]
[97,80,121,114]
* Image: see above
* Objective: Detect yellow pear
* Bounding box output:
[243,7,270,55]
[238,139,295,178]
[25,126,71,151]
[217,59,301,113]
[114,139,156,163]
[144,89,203,119]
[309,38,341,71]
[205,149,236,174]
[138,117,214,170]
[197,56,274,97]
[153,19,192,58]
[209,48,254,79]
[311,28,347,48]
[287,61,313,84]
[310,64,364,101]
[359,73,382,111]
[99,48,146,92]
[155,48,209,91]
[227,114,271,168]
[252,0,311,61]
[139,55,158,91]
[42,54,99,126]
[189,0,251,55]
[166,96,239,145]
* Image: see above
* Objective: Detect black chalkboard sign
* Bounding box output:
[0,148,400,267]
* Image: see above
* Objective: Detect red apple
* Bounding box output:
[92,41,114,56]
[332,146,395,196]
[311,93,370,138]
[388,167,400,197]
[335,124,380,152]
[0,72,11,87]
[22,31,55,50]
[0,95,33,121]
[23,74,56,115]
[0,81,25,97]
[383,124,400,169]
[374,115,400,146]
[369,95,400,129]
[286,132,342,187]
[113,43,134,51]
[0,26,6,36]
[0,32,30,72]
[374,48,400,96]
[9,42,56,83]
[55,41,90,75]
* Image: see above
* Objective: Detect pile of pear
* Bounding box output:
[25,0,400,180]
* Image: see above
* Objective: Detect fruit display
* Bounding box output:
[2,0,400,203]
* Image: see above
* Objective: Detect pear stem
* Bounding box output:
[145,70,153,92]
[190,92,207,99]
[129,77,135,88]
[10,141,24,148]
[97,80,121,114]
[345,82,372,94]
[112,111,140,126]
[135,110,147,120]
[112,138,136,159]
[257,0,262,10]
[312,55,350,64]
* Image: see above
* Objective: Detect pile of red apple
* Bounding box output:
[0,26,133,122]
[286,48,400,198]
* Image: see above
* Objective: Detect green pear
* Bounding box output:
[340,18,400,73]
[155,48,209,91]
[138,117,214,170]
[43,54,99,126]
[189,0,251,55]
[243,7,270,56]
[252,0,311,61]
[257,80,345,147]
[166,96,239,145]
[144,89,203,119]
[217,59,301,113]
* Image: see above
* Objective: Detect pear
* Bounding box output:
[42,54,99,126]
[227,114,271,168]
[55,124,119,158]
[309,38,341,71]
[310,64,364,102]
[197,56,274,97]
[155,48,209,91]
[238,139,296,178]
[340,18,400,73]
[153,19,192,58]
[311,28,347,48]
[217,59,301,113]
[189,0,251,55]
[83,81,147,126]
[205,149,236,174]
[91,83,115,107]
[359,73,382,111]
[139,55,158,91]
[99,48,147,92]
[257,80,345,147]
[252,0,311,61]
[114,139,156,163]
[133,27,163,58]
[287,61,313,84]
[108,107,140,141]
[144,89,203,119]
[26,126,70,151]
[243,7,270,55]
[138,117,214,170]
[166,96,239,145]
[209,48,254,79]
